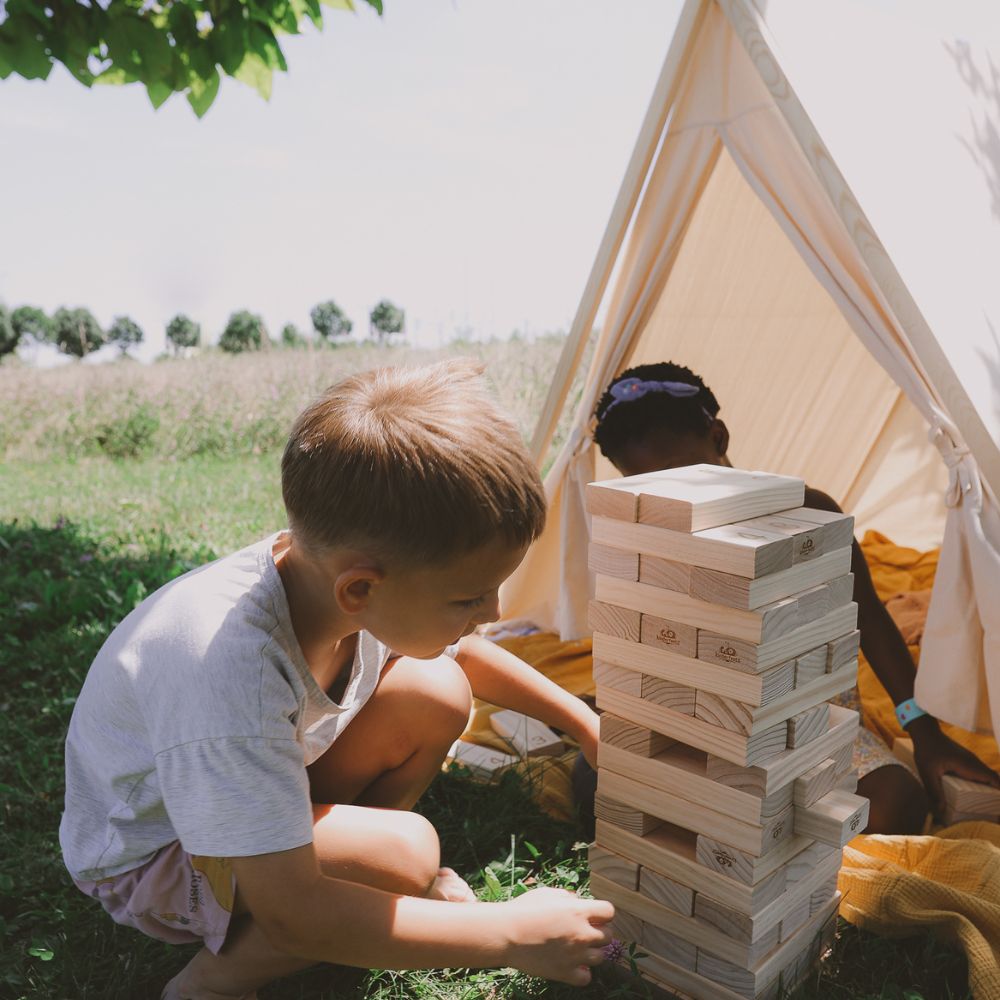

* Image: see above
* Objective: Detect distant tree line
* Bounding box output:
[0,298,406,361]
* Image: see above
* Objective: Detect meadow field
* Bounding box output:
[0,340,971,1000]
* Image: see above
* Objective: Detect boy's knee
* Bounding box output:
[395,654,472,743]
[387,812,441,895]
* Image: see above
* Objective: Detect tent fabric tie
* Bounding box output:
[929,409,982,513]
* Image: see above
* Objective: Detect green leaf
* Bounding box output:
[146,78,173,109]
[249,23,286,71]
[0,19,53,80]
[481,867,503,902]
[27,946,54,961]
[212,19,247,76]
[94,65,134,85]
[233,50,272,100]
[187,67,220,118]
[321,0,355,10]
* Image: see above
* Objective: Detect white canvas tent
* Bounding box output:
[502,0,1000,737]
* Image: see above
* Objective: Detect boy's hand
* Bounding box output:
[912,724,1000,818]
[503,886,614,986]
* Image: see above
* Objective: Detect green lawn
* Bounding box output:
[0,342,975,999]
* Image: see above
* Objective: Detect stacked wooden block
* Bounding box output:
[586,465,869,1000]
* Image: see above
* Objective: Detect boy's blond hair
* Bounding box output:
[282,359,546,564]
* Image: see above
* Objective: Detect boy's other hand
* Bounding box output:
[913,725,1000,818]
[503,885,614,986]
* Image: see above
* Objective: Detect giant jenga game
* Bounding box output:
[586,465,868,1000]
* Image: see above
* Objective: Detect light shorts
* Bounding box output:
[830,685,918,781]
[72,841,236,954]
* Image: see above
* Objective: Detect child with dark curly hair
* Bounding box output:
[575,361,1000,836]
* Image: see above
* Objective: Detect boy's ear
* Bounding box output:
[710,419,730,459]
[334,565,384,615]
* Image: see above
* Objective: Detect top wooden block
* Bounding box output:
[586,465,805,533]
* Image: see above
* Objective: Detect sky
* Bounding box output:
[0,0,683,362]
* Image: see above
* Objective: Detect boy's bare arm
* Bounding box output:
[230,844,613,983]
[455,634,600,766]
[804,487,1000,807]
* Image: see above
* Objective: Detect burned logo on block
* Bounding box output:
[798,537,816,556]
[850,815,862,831]
[657,627,678,644]
[712,848,735,868]
[716,643,741,665]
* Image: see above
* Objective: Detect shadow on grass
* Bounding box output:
[0,519,973,1000]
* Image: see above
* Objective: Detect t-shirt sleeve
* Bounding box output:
[155,736,314,858]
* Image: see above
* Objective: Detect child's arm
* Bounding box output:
[455,634,600,766]
[805,488,1000,812]
[231,844,612,982]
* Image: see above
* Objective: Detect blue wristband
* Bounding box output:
[895,697,928,729]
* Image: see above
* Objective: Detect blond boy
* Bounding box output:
[60,360,611,999]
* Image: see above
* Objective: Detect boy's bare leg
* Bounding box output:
[164,655,473,999]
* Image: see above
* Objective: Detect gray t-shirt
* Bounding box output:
[60,532,391,881]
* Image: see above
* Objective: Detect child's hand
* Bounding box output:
[913,726,1000,818]
[503,886,614,985]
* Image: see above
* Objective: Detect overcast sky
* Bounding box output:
[0,1,683,361]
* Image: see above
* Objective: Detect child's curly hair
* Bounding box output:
[593,361,720,462]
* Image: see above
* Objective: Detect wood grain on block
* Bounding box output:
[489,710,564,758]
[594,660,642,697]
[703,703,859,798]
[588,844,639,890]
[942,805,1000,824]
[585,480,640,521]
[594,793,663,837]
[689,663,855,740]
[642,923,698,971]
[827,630,861,672]
[736,512,825,563]
[640,867,695,916]
[640,612,698,658]
[592,515,792,579]
[597,685,789,767]
[588,599,641,642]
[809,874,840,916]
[597,575,825,646]
[593,631,793,708]
[598,768,793,857]
[589,872,780,970]
[588,543,639,581]
[792,758,839,807]
[597,740,792,827]
[786,703,831,749]
[794,789,869,845]
[778,897,810,943]
[689,547,852,611]
[695,691,756,736]
[446,740,518,779]
[696,603,859,674]
[831,738,855,775]
[777,506,855,552]
[695,894,839,999]
[639,554,692,593]
[637,950,782,1000]
[796,576,855,625]
[693,848,841,947]
[695,831,811,888]
[941,773,1000,816]
[608,908,643,948]
[793,646,828,687]
[600,713,677,758]
[605,465,806,533]
[594,820,789,916]
[835,770,859,792]
[784,841,839,885]
[642,674,697,714]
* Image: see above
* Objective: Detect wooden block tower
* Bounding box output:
[586,465,868,999]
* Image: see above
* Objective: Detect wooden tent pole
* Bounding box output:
[528,0,711,466]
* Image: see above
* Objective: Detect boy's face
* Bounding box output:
[360,538,528,659]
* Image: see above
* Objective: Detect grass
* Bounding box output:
[0,342,974,999]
